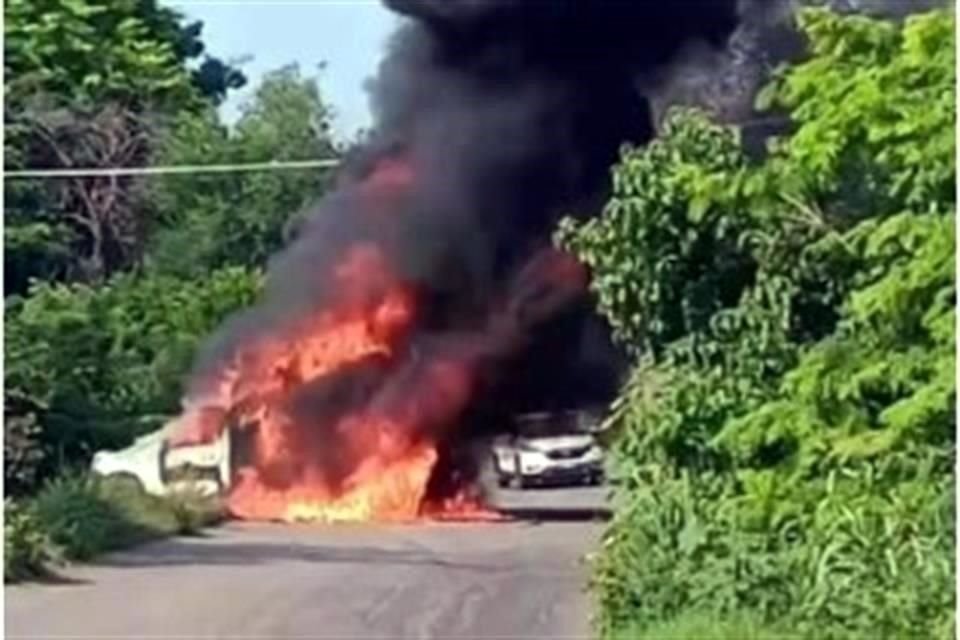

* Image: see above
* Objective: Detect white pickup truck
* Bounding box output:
[91,426,233,497]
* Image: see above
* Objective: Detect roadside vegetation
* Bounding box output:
[4,0,338,580]
[5,475,221,582]
[558,8,955,639]
[4,6,954,636]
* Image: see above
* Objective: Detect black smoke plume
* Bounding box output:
[364,0,743,414]
[185,0,751,496]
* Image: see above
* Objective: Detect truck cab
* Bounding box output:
[91,426,232,497]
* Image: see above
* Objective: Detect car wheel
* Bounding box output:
[103,472,146,494]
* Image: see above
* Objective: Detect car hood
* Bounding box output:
[515,434,595,452]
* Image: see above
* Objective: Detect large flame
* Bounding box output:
[172,251,452,521]
[231,437,438,523]
[168,158,584,524]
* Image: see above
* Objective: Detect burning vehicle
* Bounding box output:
[91,419,233,498]
[90,410,604,498]
[91,1,746,524]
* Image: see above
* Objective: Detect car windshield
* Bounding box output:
[514,411,584,438]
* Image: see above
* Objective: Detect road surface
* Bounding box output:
[6,486,608,640]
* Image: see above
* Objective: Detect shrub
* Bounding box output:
[4,499,62,582]
[4,412,46,495]
[612,611,791,640]
[20,473,224,572]
[28,473,153,560]
[162,486,226,535]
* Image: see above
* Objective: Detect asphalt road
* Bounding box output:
[5,486,609,640]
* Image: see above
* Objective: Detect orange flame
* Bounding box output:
[230,437,438,523]
[170,237,496,523]
[167,151,581,525]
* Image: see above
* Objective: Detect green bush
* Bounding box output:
[612,611,791,640]
[28,473,158,560]
[5,473,224,580]
[4,499,62,582]
[4,266,262,493]
[161,486,226,535]
[559,8,955,639]
[4,412,46,494]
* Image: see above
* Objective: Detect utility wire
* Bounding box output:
[3,158,341,179]
[3,116,787,180]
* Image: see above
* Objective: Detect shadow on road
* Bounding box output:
[26,572,93,587]
[91,505,608,571]
[498,506,611,523]
[95,539,510,572]
[74,486,610,573]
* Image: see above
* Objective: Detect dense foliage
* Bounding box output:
[558,9,955,639]
[4,0,247,292]
[4,475,222,582]
[5,268,262,493]
[4,1,338,502]
[147,65,339,277]
[6,0,205,109]
[4,499,62,581]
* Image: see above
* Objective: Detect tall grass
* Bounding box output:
[5,473,223,582]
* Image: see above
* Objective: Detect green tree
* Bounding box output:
[146,65,340,277]
[4,0,243,110]
[4,0,245,292]
[559,9,955,638]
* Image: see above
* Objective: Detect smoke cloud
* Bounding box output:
[176,0,753,516]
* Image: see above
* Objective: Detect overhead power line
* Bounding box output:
[3,158,341,179]
[4,116,788,180]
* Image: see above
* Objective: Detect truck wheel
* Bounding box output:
[104,472,146,494]
[510,475,527,490]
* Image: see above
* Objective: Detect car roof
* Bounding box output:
[512,409,604,436]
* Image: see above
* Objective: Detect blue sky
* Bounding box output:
[168,1,399,140]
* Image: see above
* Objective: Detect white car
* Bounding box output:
[91,426,232,497]
[491,430,604,489]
